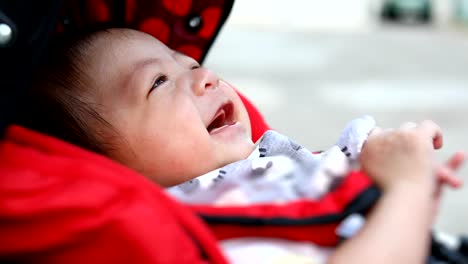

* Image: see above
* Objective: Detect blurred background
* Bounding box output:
[204,0,468,235]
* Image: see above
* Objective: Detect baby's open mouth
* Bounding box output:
[207,102,235,134]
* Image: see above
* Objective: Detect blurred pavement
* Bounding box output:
[204,0,468,235]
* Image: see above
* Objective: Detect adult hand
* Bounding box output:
[360,120,442,191]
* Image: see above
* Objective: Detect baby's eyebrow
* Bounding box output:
[133,58,162,72]
[121,58,162,97]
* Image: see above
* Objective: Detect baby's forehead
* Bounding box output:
[106,28,167,49]
[90,29,171,63]
[85,29,174,89]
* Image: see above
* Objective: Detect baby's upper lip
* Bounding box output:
[206,100,235,133]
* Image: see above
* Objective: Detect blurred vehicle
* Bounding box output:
[455,0,468,24]
[381,0,432,23]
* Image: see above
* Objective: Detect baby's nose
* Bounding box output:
[191,68,218,96]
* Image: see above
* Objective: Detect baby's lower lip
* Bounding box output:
[209,121,238,135]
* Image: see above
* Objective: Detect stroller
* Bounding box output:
[0,1,467,263]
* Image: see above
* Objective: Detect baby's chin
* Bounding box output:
[162,140,255,188]
[218,141,255,166]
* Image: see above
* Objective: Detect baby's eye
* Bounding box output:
[150,75,168,93]
[191,64,201,70]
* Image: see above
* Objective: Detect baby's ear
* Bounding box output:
[335,115,376,161]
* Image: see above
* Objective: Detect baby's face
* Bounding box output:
[86,29,254,186]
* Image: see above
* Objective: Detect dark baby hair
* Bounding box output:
[16,29,116,154]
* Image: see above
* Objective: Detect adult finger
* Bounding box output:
[400,122,418,130]
[436,166,463,188]
[446,151,466,170]
[419,120,443,150]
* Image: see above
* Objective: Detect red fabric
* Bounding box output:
[55,0,232,62]
[0,125,227,263]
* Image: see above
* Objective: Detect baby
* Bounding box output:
[19,28,464,264]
